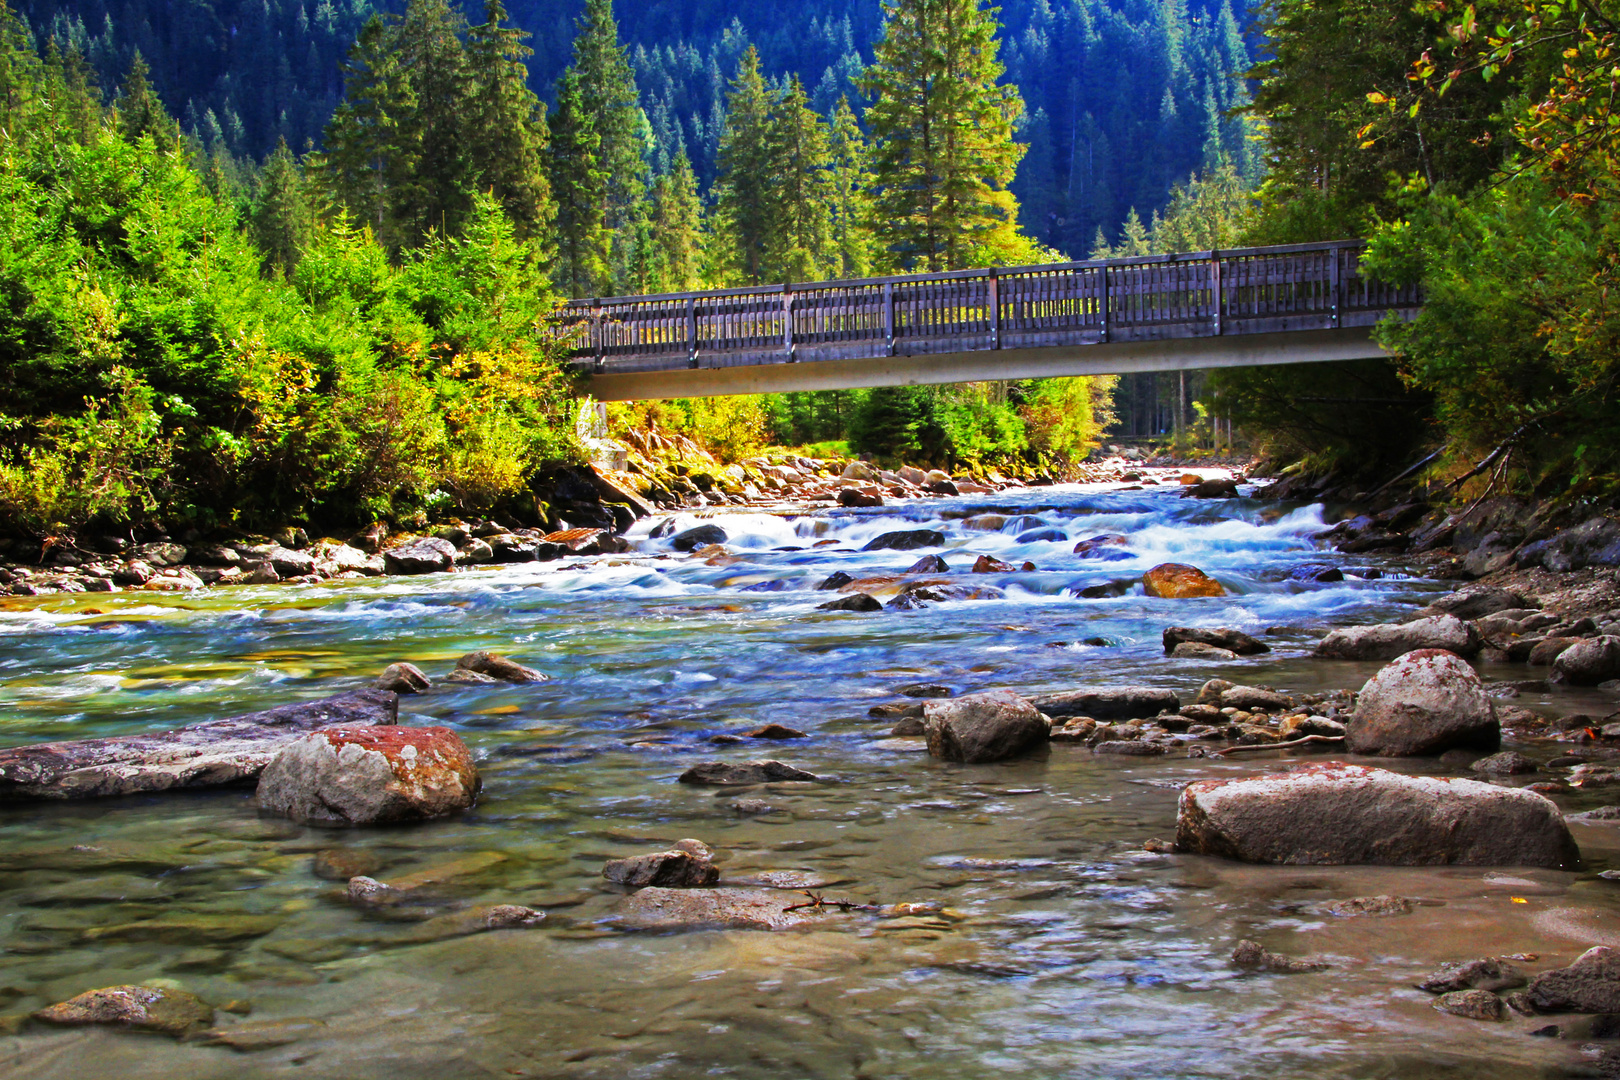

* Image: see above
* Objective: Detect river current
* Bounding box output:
[1,481,1617,1078]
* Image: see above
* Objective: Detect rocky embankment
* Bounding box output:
[0,449,1242,597]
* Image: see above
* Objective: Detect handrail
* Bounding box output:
[551,240,1421,374]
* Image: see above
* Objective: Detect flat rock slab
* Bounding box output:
[33,985,214,1037]
[611,887,860,932]
[678,761,822,785]
[1028,687,1179,720]
[1313,614,1481,660]
[0,689,398,801]
[1175,762,1581,869]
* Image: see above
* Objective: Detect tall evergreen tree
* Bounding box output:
[651,149,704,291]
[860,0,1030,271]
[827,94,874,278]
[389,0,471,242]
[764,75,834,282]
[548,68,610,297]
[323,14,412,242]
[464,0,555,245]
[714,46,777,284]
[115,52,177,153]
[565,0,648,287]
[253,136,314,271]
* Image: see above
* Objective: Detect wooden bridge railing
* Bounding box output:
[553,240,1420,376]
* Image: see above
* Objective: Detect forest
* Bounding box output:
[1,0,1617,535]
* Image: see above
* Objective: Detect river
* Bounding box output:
[1,480,1616,1078]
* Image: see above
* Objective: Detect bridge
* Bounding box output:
[555,240,1420,401]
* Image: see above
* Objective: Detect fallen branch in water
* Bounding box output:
[782,890,880,914]
[1213,734,1346,756]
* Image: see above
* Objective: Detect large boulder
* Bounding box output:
[33,985,214,1037]
[1412,585,1530,622]
[603,840,719,887]
[256,725,480,826]
[0,689,398,801]
[1028,687,1179,720]
[1552,635,1620,685]
[1143,563,1226,598]
[1526,946,1620,1012]
[671,524,727,552]
[1313,614,1481,660]
[383,537,457,575]
[1347,649,1499,757]
[1517,517,1620,572]
[862,530,945,552]
[1163,626,1269,656]
[922,689,1048,763]
[1175,762,1580,868]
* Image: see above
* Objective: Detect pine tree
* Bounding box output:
[828,95,874,278]
[115,53,170,152]
[322,14,411,242]
[651,149,704,291]
[464,0,555,246]
[764,75,834,282]
[548,68,610,297]
[566,0,648,287]
[861,0,1030,271]
[390,0,471,242]
[714,46,777,285]
[253,136,313,271]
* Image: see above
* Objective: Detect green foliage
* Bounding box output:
[0,5,578,534]
[845,378,1109,467]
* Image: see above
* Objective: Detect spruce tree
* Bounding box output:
[253,136,314,272]
[464,0,555,246]
[116,52,179,153]
[323,15,411,242]
[548,68,610,297]
[714,46,777,285]
[390,0,471,242]
[828,95,874,278]
[861,0,1031,271]
[765,74,834,282]
[651,150,704,291]
[565,0,648,287]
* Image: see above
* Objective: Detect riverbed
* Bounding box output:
[1,481,1617,1078]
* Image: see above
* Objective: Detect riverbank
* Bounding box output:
[3,477,1620,1078]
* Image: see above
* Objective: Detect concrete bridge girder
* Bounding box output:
[581,327,1389,402]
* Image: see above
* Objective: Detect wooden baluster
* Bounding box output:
[1211,251,1222,336]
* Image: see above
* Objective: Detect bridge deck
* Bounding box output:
[553,240,1419,400]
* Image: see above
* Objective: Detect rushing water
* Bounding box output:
[1,481,1618,1079]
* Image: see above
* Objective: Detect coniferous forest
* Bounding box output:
[1,0,1619,534]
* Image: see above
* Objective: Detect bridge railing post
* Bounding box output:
[988,268,1000,350]
[1331,246,1343,328]
[782,285,795,361]
[883,281,895,356]
[1099,266,1110,343]
[591,300,604,371]
[686,297,698,368]
[1211,251,1222,336]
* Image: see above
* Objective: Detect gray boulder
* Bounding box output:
[603,840,719,887]
[1171,642,1239,660]
[1163,626,1269,655]
[33,985,214,1037]
[256,724,480,826]
[671,524,727,552]
[861,530,945,552]
[1553,635,1620,685]
[1517,517,1620,572]
[0,689,398,801]
[1416,585,1532,621]
[382,537,457,575]
[1314,614,1481,660]
[1347,649,1499,756]
[923,690,1048,763]
[1028,686,1179,720]
[1175,762,1580,868]
[1418,958,1526,993]
[1527,946,1620,1012]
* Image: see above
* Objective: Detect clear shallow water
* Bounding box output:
[0,483,1616,1079]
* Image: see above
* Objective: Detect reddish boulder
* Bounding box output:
[256,725,480,826]
[1143,563,1226,598]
